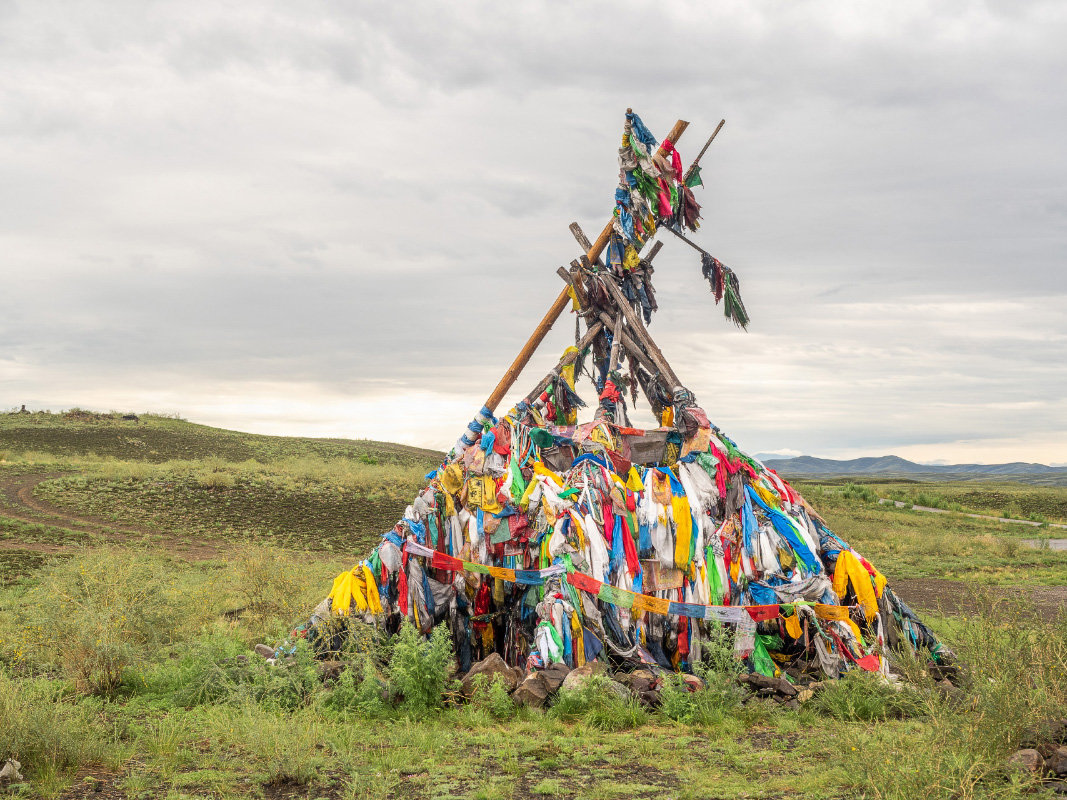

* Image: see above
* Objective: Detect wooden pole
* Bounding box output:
[597,275,684,390]
[523,320,603,405]
[683,119,725,185]
[555,266,664,377]
[607,312,625,372]
[480,116,689,414]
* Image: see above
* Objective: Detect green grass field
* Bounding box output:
[1,410,1065,799]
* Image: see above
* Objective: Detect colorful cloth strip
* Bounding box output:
[400,541,814,623]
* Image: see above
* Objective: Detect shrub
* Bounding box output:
[19,550,180,695]
[466,674,518,721]
[173,635,320,711]
[550,675,647,731]
[658,669,744,726]
[385,618,454,716]
[841,483,878,504]
[813,669,923,722]
[228,544,310,635]
[0,674,110,779]
[321,656,388,718]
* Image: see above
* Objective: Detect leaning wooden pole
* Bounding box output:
[449,116,689,454]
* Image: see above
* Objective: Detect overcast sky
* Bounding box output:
[2,1,1064,464]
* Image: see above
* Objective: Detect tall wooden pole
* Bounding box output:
[480,117,689,414]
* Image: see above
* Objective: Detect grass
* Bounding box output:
[0,550,1061,800]
[797,482,1067,585]
[0,409,444,466]
[0,411,1065,798]
[802,479,1067,525]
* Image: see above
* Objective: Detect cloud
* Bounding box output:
[1,0,1065,463]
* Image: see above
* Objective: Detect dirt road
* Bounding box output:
[0,471,221,560]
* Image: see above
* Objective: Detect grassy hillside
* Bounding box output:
[0,409,444,466]
[1,411,1066,799]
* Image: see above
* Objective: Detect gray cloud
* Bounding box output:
[1,0,1065,462]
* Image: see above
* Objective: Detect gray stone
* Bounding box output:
[461,653,519,698]
[1048,746,1067,776]
[559,662,608,693]
[253,643,275,659]
[1008,749,1045,774]
[0,760,23,783]
[513,672,550,708]
[541,662,572,693]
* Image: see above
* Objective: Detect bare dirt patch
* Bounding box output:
[893,577,1067,621]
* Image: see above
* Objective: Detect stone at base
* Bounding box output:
[513,673,550,708]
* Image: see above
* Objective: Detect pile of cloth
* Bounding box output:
[318,393,948,680]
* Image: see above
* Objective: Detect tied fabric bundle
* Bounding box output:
[701,252,749,330]
[309,365,948,681]
[294,111,950,686]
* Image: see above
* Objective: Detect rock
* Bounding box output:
[559,662,608,693]
[681,673,705,692]
[318,660,345,682]
[1048,747,1067,776]
[796,688,814,704]
[618,669,657,694]
[509,666,526,687]
[254,644,275,659]
[513,672,551,708]
[0,760,23,783]
[739,672,778,692]
[1008,749,1045,774]
[782,699,800,710]
[461,653,519,697]
[636,688,662,709]
[739,673,796,697]
[773,677,798,698]
[541,662,572,693]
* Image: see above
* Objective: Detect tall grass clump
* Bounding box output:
[18,550,186,695]
[0,673,111,781]
[173,635,321,711]
[812,670,924,722]
[841,483,879,504]
[853,599,1067,799]
[550,675,647,731]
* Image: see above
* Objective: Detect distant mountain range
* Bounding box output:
[758,454,1067,485]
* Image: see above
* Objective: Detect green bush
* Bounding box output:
[173,635,320,711]
[321,656,388,718]
[385,618,455,716]
[813,669,924,722]
[19,550,182,695]
[841,483,879,504]
[466,674,518,721]
[658,671,744,726]
[0,673,111,780]
[550,675,647,731]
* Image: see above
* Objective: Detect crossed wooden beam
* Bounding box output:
[453,112,724,451]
